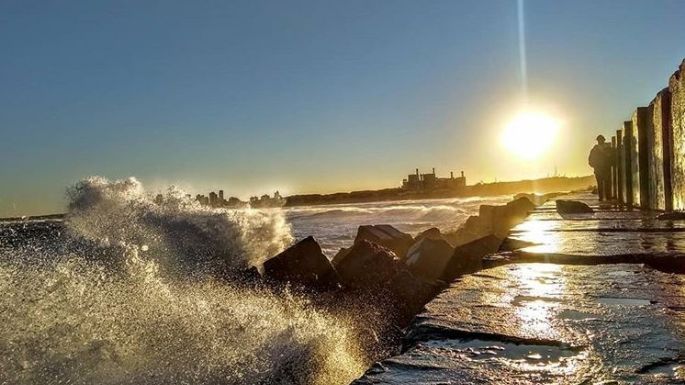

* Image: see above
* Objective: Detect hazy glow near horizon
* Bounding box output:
[501,110,560,160]
[1,1,684,216]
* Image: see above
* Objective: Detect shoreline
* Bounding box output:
[284,175,594,207]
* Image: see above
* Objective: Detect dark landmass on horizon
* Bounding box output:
[0,175,595,221]
[284,175,595,207]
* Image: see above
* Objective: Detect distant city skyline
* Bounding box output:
[1,0,685,216]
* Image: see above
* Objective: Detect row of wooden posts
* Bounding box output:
[608,58,685,211]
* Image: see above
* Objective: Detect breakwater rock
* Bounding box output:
[555,199,594,214]
[257,193,559,383]
[260,193,551,327]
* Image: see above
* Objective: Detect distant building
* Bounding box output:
[209,191,219,207]
[249,191,285,208]
[402,168,466,191]
[195,189,254,208]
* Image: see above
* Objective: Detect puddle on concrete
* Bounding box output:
[596,297,651,306]
[605,270,635,277]
[512,295,562,306]
[558,309,595,320]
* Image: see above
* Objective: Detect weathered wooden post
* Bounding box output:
[631,107,650,208]
[622,121,633,206]
[670,60,685,211]
[611,136,617,200]
[648,88,673,211]
[616,129,624,204]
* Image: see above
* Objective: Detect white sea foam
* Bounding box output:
[65,176,293,272]
[0,254,365,385]
[0,176,366,385]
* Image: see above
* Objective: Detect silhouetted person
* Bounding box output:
[588,135,613,201]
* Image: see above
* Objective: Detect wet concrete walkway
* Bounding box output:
[509,193,685,256]
[353,193,685,384]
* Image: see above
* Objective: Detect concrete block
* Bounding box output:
[630,107,650,208]
[648,89,673,211]
[670,60,685,211]
[621,121,634,206]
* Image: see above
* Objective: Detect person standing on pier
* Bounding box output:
[588,135,613,201]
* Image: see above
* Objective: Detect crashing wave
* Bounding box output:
[65,176,293,275]
[0,253,365,385]
[0,176,366,385]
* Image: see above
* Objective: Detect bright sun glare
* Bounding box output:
[501,110,560,159]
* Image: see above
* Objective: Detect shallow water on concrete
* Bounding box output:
[353,261,685,384]
[508,193,685,256]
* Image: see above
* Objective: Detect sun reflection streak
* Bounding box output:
[514,219,560,253]
[510,264,565,340]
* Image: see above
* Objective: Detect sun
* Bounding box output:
[501,110,560,159]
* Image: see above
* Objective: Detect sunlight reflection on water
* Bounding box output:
[514,219,560,253]
[509,264,565,340]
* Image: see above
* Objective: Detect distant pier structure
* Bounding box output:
[402,168,466,191]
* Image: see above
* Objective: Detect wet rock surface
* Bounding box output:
[413,227,450,244]
[334,239,403,289]
[354,225,414,260]
[405,237,453,281]
[441,234,502,281]
[555,199,594,214]
[444,196,536,247]
[352,192,685,384]
[263,236,340,289]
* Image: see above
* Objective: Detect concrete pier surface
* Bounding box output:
[352,193,685,384]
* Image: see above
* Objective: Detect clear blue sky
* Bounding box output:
[1,0,684,216]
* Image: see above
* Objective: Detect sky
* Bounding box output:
[1,0,684,216]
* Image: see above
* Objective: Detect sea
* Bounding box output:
[0,176,510,385]
[285,196,511,257]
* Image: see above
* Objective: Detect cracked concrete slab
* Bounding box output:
[352,263,685,384]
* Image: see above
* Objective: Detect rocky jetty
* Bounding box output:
[249,192,571,384]
[443,196,537,246]
[255,193,554,356]
[352,192,685,384]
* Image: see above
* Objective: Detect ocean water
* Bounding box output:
[286,196,511,256]
[0,176,505,385]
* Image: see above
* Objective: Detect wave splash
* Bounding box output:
[65,176,293,273]
[0,176,366,385]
